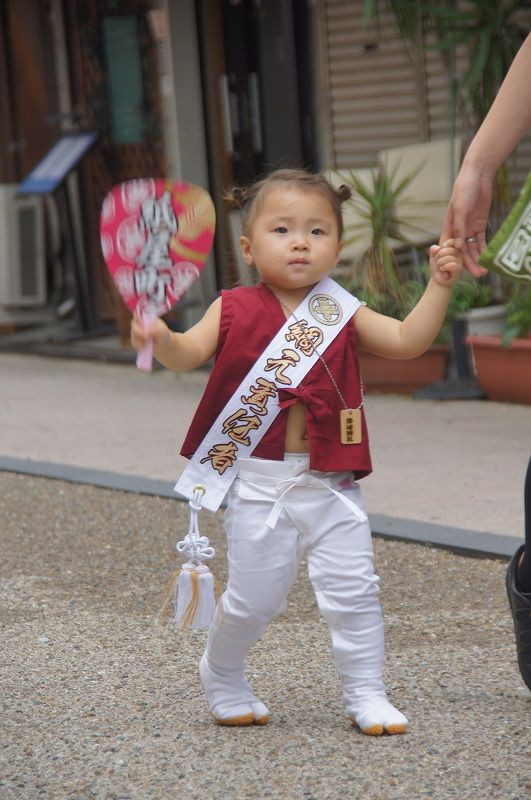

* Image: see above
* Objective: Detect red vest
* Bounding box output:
[181,283,372,478]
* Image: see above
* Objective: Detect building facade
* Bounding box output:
[0,0,529,338]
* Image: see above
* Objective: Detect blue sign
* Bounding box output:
[18,132,99,195]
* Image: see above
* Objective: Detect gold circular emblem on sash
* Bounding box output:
[308,293,343,325]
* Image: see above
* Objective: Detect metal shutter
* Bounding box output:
[324,0,426,169]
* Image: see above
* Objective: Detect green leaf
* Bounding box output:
[388,0,420,41]
[426,30,475,50]
[362,0,378,25]
[464,28,492,89]
[421,5,478,20]
[392,165,425,197]
[502,325,519,348]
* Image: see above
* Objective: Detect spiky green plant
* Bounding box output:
[422,1,528,121]
[502,284,531,346]
[362,1,529,209]
[362,0,527,122]
[339,163,427,303]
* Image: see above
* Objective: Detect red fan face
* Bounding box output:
[100,178,216,317]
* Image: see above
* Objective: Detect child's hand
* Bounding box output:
[130,313,172,352]
[429,238,463,288]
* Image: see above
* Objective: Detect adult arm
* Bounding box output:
[441,34,531,274]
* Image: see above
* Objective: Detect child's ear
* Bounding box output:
[240,235,254,266]
[336,239,344,262]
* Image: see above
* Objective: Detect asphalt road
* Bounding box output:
[1,471,530,800]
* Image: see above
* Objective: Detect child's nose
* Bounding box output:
[292,235,309,249]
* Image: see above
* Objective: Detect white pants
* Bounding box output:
[206,455,385,682]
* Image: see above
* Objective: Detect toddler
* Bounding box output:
[131,169,463,735]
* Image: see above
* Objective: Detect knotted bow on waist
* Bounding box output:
[278,386,332,422]
[264,472,368,529]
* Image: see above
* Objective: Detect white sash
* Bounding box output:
[174,277,362,511]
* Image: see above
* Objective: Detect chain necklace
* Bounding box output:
[277,297,364,411]
[277,295,365,445]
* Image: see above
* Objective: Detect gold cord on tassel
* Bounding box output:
[157,564,221,626]
[157,565,183,620]
[181,570,200,628]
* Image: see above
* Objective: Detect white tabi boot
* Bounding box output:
[343,677,408,736]
[199,654,270,726]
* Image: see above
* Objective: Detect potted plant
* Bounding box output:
[449,279,505,336]
[353,280,452,394]
[336,167,453,394]
[466,285,531,404]
[443,276,504,378]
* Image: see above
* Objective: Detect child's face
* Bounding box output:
[240,187,343,292]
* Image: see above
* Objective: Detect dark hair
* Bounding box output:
[224,168,351,239]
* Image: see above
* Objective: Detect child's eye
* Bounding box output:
[311,228,325,235]
[274,226,288,233]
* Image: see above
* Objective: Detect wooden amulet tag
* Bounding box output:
[340,408,362,444]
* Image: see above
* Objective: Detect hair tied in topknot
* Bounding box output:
[225,185,249,209]
[336,184,352,203]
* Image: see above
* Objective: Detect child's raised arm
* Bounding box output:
[130,297,222,372]
[355,239,463,359]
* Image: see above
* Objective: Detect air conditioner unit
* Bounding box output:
[0,184,46,307]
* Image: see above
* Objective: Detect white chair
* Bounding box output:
[377,137,462,246]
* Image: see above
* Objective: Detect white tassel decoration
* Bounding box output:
[165,486,217,630]
[172,562,217,629]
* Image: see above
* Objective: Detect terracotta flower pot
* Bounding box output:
[358,345,449,395]
[466,334,531,404]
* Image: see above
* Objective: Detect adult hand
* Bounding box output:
[440,164,492,277]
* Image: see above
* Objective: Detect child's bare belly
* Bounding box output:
[284,402,310,454]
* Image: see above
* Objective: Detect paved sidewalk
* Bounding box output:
[1,352,529,557]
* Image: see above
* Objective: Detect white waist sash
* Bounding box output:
[175,277,362,511]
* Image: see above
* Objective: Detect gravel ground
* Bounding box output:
[1,471,530,800]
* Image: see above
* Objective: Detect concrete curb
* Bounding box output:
[1,455,520,560]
